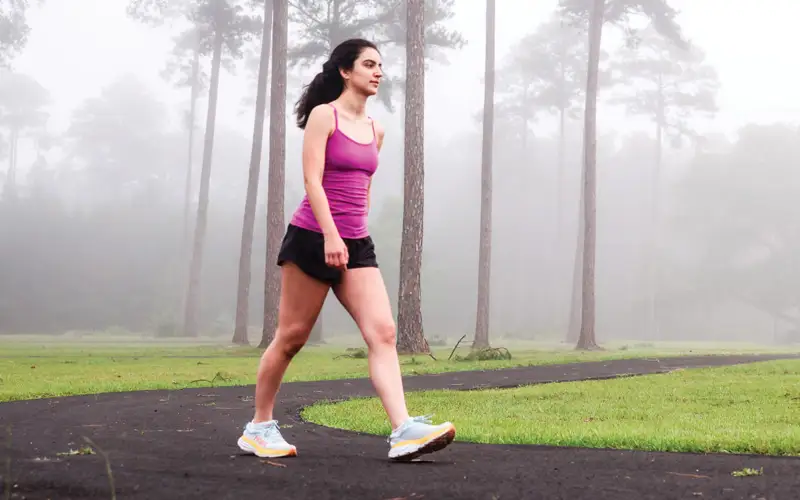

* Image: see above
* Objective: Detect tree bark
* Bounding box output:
[396,0,429,354]
[556,32,568,244]
[183,41,201,260]
[177,39,201,327]
[233,0,273,346]
[183,18,224,338]
[646,75,664,341]
[3,128,18,201]
[575,0,604,351]
[557,35,569,337]
[260,0,288,349]
[567,153,585,344]
[473,0,495,350]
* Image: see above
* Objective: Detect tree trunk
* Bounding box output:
[233,0,273,346]
[183,42,201,259]
[556,35,568,243]
[556,33,570,337]
[260,0,288,349]
[521,86,528,153]
[473,0,495,350]
[330,0,342,46]
[575,0,604,351]
[3,128,18,201]
[177,42,201,326]
[567,151,585,344]
[396,0,429,354]
[183,22,224,338]
[557,107,567,227]
[646,76,664,341]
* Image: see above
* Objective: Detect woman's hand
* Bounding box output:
[324,233,349,270]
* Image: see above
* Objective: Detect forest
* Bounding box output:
[1,0,798,350]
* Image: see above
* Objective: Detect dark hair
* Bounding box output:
[294,38,379,129]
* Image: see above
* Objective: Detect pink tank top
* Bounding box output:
[290,104,379,239]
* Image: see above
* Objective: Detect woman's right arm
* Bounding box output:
[302,104,348,268]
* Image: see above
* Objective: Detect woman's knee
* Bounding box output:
[364,319,396,348]
[274,322,313,357]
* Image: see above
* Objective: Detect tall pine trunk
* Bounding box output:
[3,128,18,200]
[575,0,603,351]
[233,0,273,346]
[473,0,495,349]
[176,41,201,326]
[567,139,585,344]
[556,42,567,241]
[183,43,201,257]
[396,0,429,354]
[183,21,224,338]
[646,76,664,341]
[557,34,570,339]
[260,0,288,349]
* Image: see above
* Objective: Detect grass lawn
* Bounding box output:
[302,359,800,456]
[1,337,797,405]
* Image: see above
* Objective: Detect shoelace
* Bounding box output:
[387,414,435,443]
[248,420,282,441]
[412,414,434,425]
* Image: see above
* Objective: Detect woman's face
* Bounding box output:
[344,47,383,96]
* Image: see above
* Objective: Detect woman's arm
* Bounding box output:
[302,104,338,239]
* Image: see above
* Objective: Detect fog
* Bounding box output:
[2,0,799,347]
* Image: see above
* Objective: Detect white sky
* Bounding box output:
[11,0,800,162]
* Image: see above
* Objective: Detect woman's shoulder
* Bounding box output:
[306,103,337,134]
[309,103,336,121]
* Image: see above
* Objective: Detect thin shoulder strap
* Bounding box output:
[327,103,338,129]
[369,117,376,140]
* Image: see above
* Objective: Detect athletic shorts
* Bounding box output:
[276,223,379,285]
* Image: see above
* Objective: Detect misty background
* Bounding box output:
[2,0,799,346]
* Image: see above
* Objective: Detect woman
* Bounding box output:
[237,38,455,462]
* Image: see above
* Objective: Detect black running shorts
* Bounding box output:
[276,223,379,285]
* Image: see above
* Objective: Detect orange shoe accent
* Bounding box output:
[391,423,456,449]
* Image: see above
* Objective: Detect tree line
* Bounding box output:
[8,1,791,352]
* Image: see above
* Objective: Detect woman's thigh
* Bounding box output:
[276,262,330,341]
[332,267,395,344]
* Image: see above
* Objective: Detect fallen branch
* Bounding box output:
[666,472,710,479]
[262,459,287,468]
[448,335,467,361]
[188,372,229,386]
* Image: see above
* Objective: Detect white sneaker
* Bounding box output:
[387,415,456,461]
[237,420,297,458]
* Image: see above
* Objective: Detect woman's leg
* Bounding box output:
[238,262,329,458]
[333,267,455,461]
[332,267,409,428]
[253,262,330,422]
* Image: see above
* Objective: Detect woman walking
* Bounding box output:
[237,38,455,462]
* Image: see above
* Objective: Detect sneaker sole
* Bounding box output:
[388,424,456,462]
[237,436,297,458]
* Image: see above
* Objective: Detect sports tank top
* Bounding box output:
[289,104,379,239]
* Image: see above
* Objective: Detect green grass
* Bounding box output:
[1,337,796,404]
[302,359,800,456]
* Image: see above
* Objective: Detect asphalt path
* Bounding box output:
[2,353,798,500]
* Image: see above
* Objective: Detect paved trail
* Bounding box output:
[2,353,798,499]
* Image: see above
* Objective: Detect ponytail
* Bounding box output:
[294,61,344,129]
[293,38,380,129]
